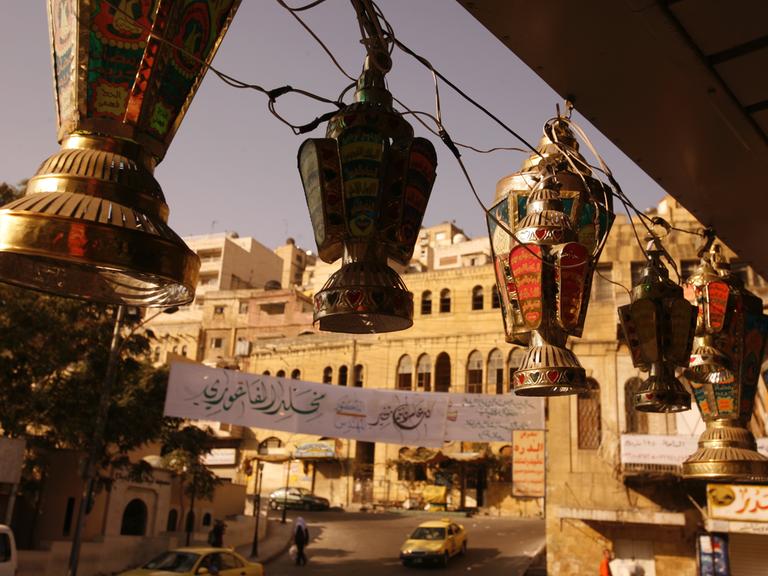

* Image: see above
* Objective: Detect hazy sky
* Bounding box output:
[0,1,665,252]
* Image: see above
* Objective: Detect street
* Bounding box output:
[266,510,544,576]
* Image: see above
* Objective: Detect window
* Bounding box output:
[166,509,178,532]
[435,353,451,392]
[577,379,601,450]
[239,301,249,314]
[439,289,451,313]
[467,351,483,393]
[214,305,225,315]
[354,364,364,387]
[210,337,223,349]
[202,512,212,527]
[181,345,188,357]
[593,263,614,300]
[397,355,413,390]
[338,365,348,386]
[322,366,333,384]
[172,345,178,354]
[262,370,271,376]
[488,349,504,394]
[276,369,286,378]
[417,354,431,392]
[421,291,432,315]
[508,348,526,387]
[471,286,484,310]
[260,302,286,315]
[624,377,649,433]
[491,285,501,309]
[291,369,301,380]
[120,499,148,536]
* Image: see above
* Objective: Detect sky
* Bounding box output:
[0,1,665,252]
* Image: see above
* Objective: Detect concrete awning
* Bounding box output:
[558,506,687,526]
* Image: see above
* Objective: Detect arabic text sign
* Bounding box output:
[444,394,544,441]
[620,434,698,466]
[707,484,768,523]
[165,363,447,447]
[512,430,545,497]
[0,437,25,484]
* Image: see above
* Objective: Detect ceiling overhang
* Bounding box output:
[458,0,768,277]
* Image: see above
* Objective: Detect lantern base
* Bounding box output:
[682,419,768,481]
[0,135,198,307]
[513,343,587,396]
[633,366,691,413]
[313,259,413,334]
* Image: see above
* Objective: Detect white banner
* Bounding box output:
[620,434,698,466]
[165,363,545,446]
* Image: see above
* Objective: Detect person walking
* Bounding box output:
[208,519,226,548]
[293,517,309,566]
[600,548,613,576]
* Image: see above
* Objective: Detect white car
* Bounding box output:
[0,525,17,576]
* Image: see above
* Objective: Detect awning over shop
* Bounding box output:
[706,519,768,536]
[295,441,339,460]
[558,506,687,526]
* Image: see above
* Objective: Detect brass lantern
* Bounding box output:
[298,55,437,333]
[487,118,614,395]
[0,0,241,306]
[618,235,695,412]
[682,244,768,481]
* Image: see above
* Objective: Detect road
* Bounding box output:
[266,510,544,576]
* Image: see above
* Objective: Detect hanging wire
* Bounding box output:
[279,0,330,11]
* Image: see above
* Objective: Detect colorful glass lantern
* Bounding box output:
[487,118,614,395]
[0,0,240,306]
[298,55,437,333]
[618,236,695,412]
[682,244,768,481]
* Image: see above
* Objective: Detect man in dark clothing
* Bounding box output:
[208,520,226,548]
[294,517,309,566]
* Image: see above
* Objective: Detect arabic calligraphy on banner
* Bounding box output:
[707,484,768,523]
[165,363,545,446]
[165,362,448,447]
[512,430,545,497]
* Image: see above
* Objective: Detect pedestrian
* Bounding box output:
[600,548,613,576]
[293,516,309,566]
[208,519,226,548]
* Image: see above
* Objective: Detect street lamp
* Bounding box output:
[281,457,292,524]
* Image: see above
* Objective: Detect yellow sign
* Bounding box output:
[707,484,768,522]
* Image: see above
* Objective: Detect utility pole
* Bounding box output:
[250,461,264,557]
[281,458,291,523]
[186,466,197,546]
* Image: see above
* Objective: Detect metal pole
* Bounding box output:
[67,305,125,576]
[281,458,291,523]
[4,484,17,525]
[250,462,264,557]
[186,468,197,546]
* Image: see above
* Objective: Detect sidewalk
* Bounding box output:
[236,517,294,565]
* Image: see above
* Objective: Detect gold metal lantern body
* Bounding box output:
[487,119,614,396]
[682,245,768,481]
[618,237,696,412]
[0,0,241,307]
[298,59,437,333]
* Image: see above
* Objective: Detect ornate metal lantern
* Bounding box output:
[682,244,768,481]
[487,118,614,395]
[0,0,240,306]
[298,56,437,333]
[618,235,696,412]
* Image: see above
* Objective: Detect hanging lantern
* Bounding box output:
[298,55,437,333]
[0,0,241,306]
[682,244,768,481]
[487,118,614,395]
[618,235,695,412]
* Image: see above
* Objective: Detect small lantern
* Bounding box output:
[618,235,695,412]
[682,244,768,481]
[0,0,240,306]
[487,118,614,395]
[298,55,437,333]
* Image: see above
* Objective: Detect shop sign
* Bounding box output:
[295,441,337,459]
[203,448,237,466]
[707,484,768,523]
[512,430,544,497]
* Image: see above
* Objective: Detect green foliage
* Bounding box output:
[162,425,221,502]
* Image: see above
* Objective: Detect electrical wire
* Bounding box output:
[279,0,329,11]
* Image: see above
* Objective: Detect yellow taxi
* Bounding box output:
[118,547,264,575]
[399,519,468,567]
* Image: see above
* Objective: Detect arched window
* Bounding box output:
[397,355,413,390]
[258,436,282,455]
[417,354,431,392]
[338,365,348,386]
[353,364,364,387]
[488,349,504,394]
[578,379,601,450]
[439,289,451,313]
[262,370,271,376]
[181,345,188,357]
[467,351,483,393]
[120,498,148,536]
[471,286,484,310]
[508,348,526,388]
[202,512,212,527]
[166,508,178,532]
[625,377,649,433]
[491,285,501,309]
[435,352,451,392]
[322,366,333,384]
[276,369,286,378]
[172,345,178,354]
[291,369,301,380]
[421,291,433,315]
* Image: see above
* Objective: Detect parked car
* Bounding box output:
[118,547,263,575]
[268,487,330,511]
[0,525,17,576]
[399,519,467,567]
